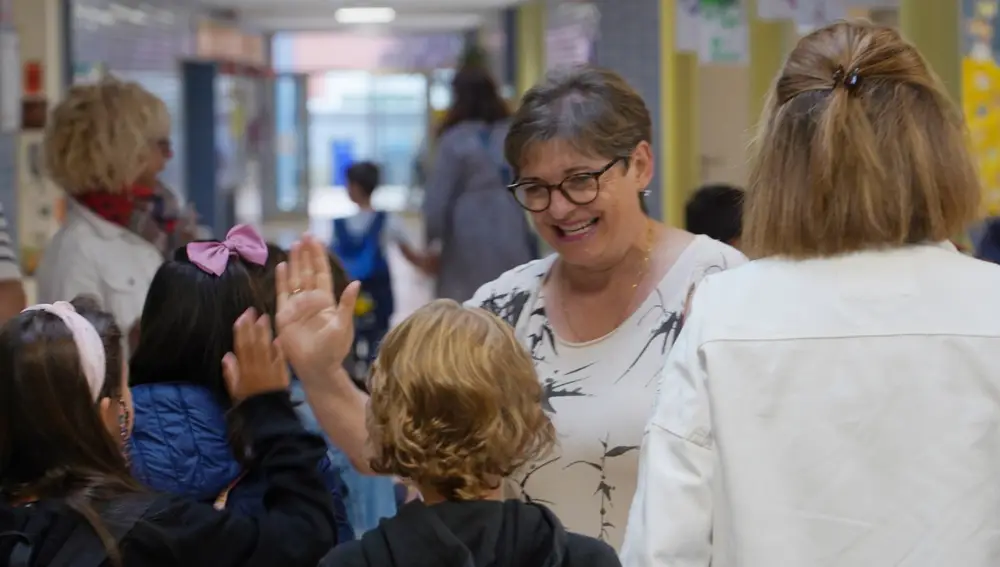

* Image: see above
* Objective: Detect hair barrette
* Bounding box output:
[832,66,862,95]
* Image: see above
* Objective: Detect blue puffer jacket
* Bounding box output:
[128,383,355,545]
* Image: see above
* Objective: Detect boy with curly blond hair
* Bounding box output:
[322,299,620,567]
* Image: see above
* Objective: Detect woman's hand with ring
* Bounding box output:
[275,234,360,388]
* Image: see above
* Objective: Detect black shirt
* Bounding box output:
[0,392,337,567]
[323,498,620,567]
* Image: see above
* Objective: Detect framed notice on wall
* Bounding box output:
[0,30,19,132]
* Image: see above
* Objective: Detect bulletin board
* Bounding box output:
[964,0,1000,216]
[964,56,1000,215]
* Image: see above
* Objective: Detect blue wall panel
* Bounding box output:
[590,0,663,219]
[182,61,218,235]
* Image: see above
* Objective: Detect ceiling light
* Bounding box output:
[334,7,396,25]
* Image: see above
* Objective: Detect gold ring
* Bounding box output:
[291,288,303,295]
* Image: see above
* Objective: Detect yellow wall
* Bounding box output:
[900,0,961,104]
[515,0,546,98]
[660,0,699,226]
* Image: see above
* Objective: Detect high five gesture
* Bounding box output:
[275,234,373,474]
[275,235,360,384]
[222,309,289,403]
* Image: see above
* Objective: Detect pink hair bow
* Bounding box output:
[187,224,268,276]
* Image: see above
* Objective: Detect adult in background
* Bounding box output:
[36,79,196,346]
[622,21,1000,566]
[685,183,744,248]
[423,65,537,302]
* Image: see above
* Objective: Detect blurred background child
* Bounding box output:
[332,162,433,376]
[685,183,744,249]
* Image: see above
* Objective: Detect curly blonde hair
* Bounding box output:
[367,299,555,501]
[44,79,171,195]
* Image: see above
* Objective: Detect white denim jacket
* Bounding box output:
[622,243,1000,567]
[36,199,162,333]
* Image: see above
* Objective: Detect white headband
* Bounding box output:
[23,301,107,401]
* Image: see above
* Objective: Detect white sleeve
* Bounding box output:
[692,242,748,285]
[620,285,715,567]
[464,280,495,309]
[385,214,414,248]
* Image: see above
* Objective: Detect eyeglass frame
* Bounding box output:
[506,155,629,213]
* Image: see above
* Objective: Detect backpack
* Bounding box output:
[332,212,390,282]
[6,495,155,567]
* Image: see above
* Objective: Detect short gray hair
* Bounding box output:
[504,66,652,173]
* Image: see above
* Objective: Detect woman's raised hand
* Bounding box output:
[275,234,360,385]
[222,309,290,403]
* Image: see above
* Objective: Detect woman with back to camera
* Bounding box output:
[36,79,197,347]
[422,65,538,302]
[269,64,748,551]
[0,297,337,566]
[621,21,1000,567]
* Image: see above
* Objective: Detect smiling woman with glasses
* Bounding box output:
[462,66,748,549]
[508,156,624,212]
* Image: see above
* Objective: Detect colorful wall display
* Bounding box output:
[963,0,1000,215]
[699,0,749,63]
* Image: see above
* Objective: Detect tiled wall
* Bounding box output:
[69,0,197,195]
[589,0,664,219]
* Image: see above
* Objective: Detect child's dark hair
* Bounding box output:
[72,295,125,400]
[0,296,140,566]
[685,183,744,245]
[130,243,270,404]
[345,162,380,197]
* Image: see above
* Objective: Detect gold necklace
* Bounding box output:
[559,223,655,341]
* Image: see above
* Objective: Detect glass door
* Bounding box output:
[302,70,430,239]
[371,72,428,211]
[263,72,310,223]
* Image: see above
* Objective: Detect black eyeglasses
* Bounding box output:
[507,156,626,213]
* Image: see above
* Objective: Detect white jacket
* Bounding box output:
[36,199,162,333]
[621,243,1000,567]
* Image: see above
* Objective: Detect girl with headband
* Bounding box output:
[127,225,354,544]
[0,295,337,566]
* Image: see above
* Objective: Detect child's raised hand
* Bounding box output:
[222,308,290,403]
